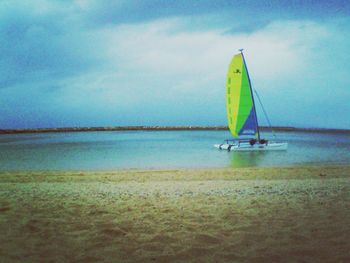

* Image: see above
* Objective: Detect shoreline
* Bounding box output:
[1,163,350,174]
[1,125,349,135]
[1,164,349,181]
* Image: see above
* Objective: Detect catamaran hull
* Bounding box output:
[214,142,288,151]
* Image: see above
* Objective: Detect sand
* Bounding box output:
[0,165,349,262]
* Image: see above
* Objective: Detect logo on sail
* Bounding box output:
[241,129,255,135]
[234,69,241,74]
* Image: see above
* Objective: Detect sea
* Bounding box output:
[0,130,349,171]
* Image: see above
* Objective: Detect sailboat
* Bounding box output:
[214,49,288,151]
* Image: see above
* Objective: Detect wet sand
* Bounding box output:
[0,166,349,262]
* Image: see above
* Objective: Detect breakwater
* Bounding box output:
[0,126,349,134]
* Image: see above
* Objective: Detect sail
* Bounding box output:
[226,52,258,138]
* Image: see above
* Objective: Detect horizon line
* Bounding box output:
[0,125,349,135]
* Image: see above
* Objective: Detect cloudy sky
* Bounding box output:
[1,0,349,129]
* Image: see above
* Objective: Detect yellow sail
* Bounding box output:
[226,52,258,138]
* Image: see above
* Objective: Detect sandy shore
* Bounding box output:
[0,165,349,262]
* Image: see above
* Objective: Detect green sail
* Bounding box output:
[226,53,258,138]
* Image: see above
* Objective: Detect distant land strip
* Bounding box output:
[0,126,349,134]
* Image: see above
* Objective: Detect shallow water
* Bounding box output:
[0,130,349,170]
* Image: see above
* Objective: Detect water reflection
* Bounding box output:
[229,150,292,168]
[229,151,267,167]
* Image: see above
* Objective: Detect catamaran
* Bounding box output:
[214,49,288,151]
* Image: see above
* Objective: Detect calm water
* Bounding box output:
[0,130,349,171]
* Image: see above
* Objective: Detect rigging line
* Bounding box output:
[253,89,277,139]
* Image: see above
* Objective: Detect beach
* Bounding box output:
[0,165,349,262]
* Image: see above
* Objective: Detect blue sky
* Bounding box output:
[0,0,349,129]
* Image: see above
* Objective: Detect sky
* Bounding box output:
[0,0,349,129]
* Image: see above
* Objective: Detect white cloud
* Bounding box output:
[98,18,330,88]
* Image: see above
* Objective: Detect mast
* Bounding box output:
[240,49,261,141]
